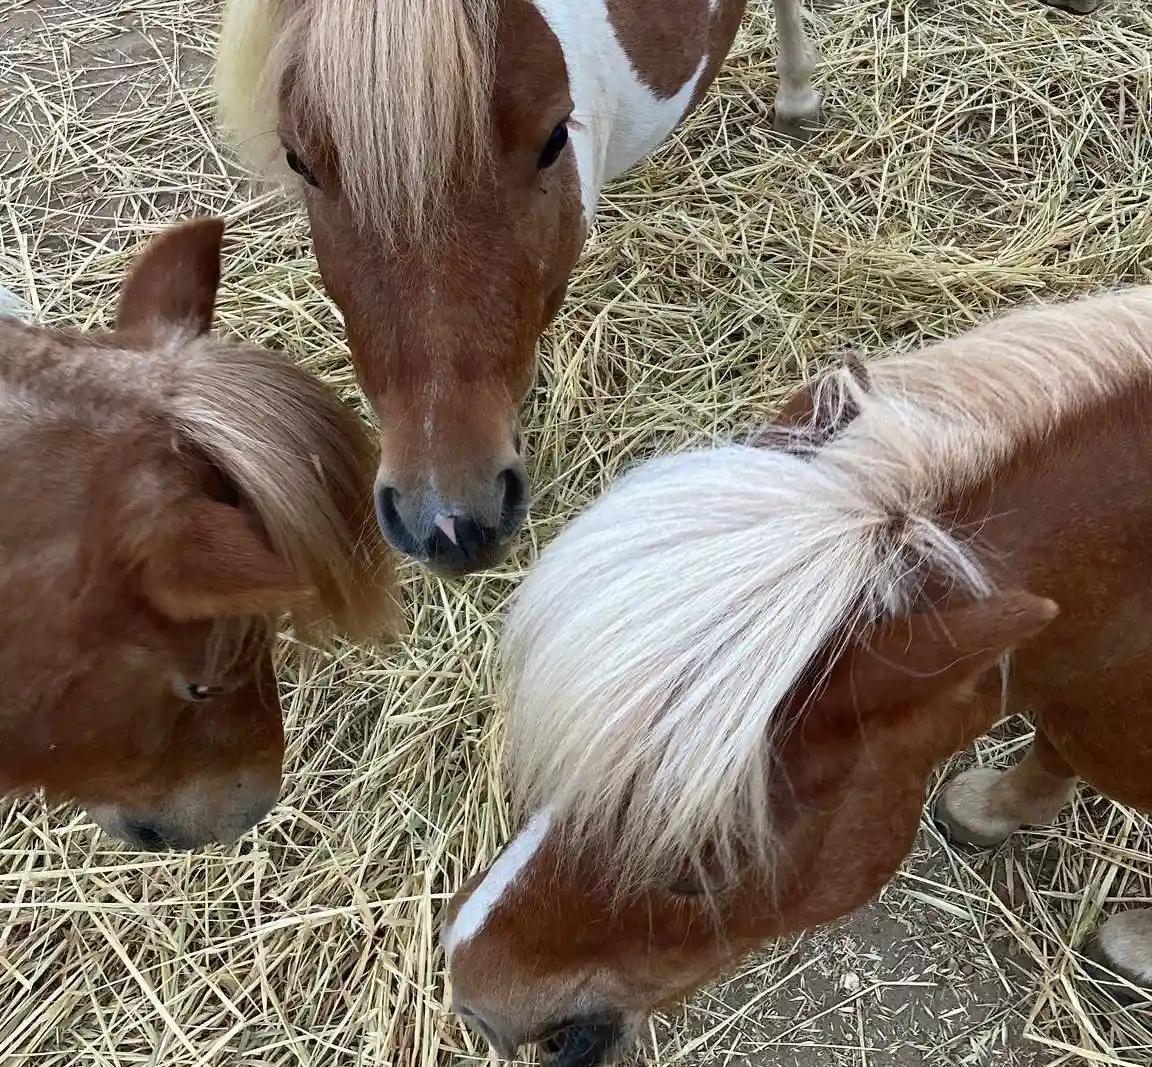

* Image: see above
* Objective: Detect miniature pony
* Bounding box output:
[214,0,1096,575]
[445,285,1152,1065]
[0,217,398,851]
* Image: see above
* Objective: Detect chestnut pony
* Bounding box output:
[0,217,398,852]
[445,286,1152,1066]
[213,0,1095,576]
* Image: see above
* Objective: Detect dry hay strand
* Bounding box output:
[1,0,1151,1064]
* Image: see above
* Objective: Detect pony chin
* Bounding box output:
[536,1010,643,1067]
[85,804,199,852]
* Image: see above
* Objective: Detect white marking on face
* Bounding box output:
[532,0,708,223]
[443,808,552,959]
[421,374,442,498]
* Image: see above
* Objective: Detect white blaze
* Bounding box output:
[442,808,553,959]
[532,0,708,224]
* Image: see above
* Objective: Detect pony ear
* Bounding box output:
[116,217,226,342]
[767,350,871,452]
[813,592,1058,735]
[142,500,315,621]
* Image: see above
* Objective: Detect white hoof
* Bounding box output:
[1083,910,1152,1006]
[773,88,822,141]
[0,286,31,322]
[934,767,1022,848]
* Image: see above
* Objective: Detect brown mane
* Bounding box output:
[168,337,400,645]
[0,313,399,652]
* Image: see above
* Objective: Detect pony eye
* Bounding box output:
[537,122,569,170]
[285,148,320,188]
[183,683,220,702]
[666,878,707,897]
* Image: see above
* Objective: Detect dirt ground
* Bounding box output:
[2,1,1151,1066]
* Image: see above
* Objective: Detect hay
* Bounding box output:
[1,0,1151,1064]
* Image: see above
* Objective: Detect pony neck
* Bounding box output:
[531,0,709,224]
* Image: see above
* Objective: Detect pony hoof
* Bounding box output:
[932,767,1019,849]
[1038,0,1100,13]
[1082,911,1152,1007]
[773,91,822,142]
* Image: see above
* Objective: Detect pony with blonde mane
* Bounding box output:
[445,286,1152,1066]
[0,217,399,851]
[214,0,1094,577]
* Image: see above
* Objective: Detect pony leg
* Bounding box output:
[770,0,822,139]
[1038,0,1100,14]
[933,726,1078,848]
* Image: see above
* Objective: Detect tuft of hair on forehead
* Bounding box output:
[499,285,1152,894]
[171,339,402,647]
[215,0,498,237]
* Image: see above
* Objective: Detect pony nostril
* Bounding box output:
[125,820,168,852]
[374,484,425,558]
[497,466,528,520]
[537,1017,625,1067]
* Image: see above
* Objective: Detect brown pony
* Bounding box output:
[213,0,1097,576]
[444,286,1152,1066]
[0,217,399,852]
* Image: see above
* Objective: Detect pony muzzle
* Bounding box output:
[373,461,529,575]
[454,1003,630,1067]
[537,1015,629,1067]
[86,772,280,851]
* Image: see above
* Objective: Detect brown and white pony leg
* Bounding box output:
[934,726,1078,848]
[770,0,821,138]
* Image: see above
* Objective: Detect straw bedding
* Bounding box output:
[1,0,1151,1063]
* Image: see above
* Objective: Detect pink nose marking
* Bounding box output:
[434,514,459,545]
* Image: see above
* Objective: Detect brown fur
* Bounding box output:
[605,0,712,98]
[284,0,589,573]
[0,217,398,852]
[446,292,1152,1063]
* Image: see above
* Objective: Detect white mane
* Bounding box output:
[499,286,1152,890]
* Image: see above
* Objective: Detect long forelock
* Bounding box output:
[232,0,499,236]
[499,286,1152,896]
[169,339,400,647]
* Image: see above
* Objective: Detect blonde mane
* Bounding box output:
[215,0,498,235]
[500,286,1152,892]
[173,338,401,646]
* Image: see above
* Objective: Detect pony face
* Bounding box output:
[53,430,301,852]
[45,599,287,854]
[0,217,398,850]
[439,425,1063,1062]
[272,0,582,575]
[444,593,1057,1065]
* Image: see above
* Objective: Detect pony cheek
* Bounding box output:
[302,201,353,303]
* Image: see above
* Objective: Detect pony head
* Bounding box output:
[0,217,399,850]
[217,0,584,574]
